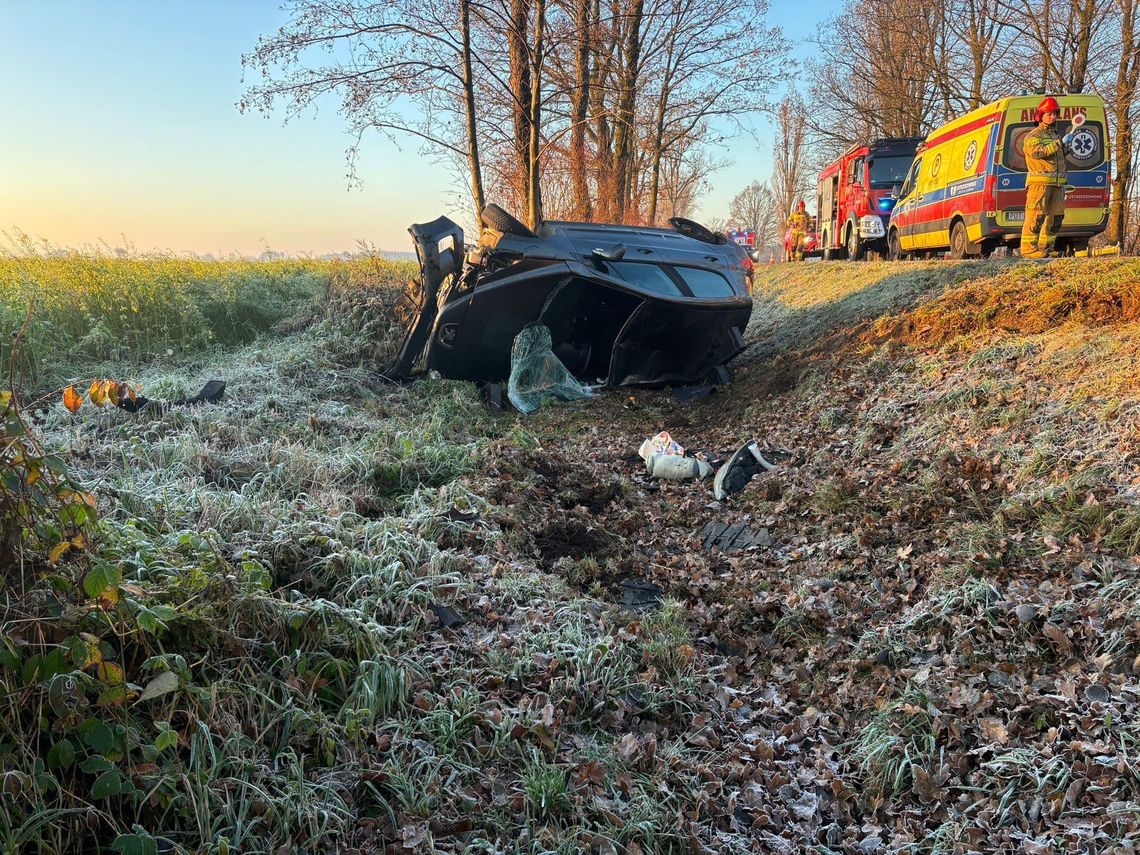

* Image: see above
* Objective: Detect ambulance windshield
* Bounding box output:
[868,155,914,188]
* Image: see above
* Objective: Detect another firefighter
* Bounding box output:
[1021,96,1076,258]
[787,199,810,262]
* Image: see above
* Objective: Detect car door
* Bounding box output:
[893,157,923,252]
[913,153,942,249]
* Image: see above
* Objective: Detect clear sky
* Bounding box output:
[0,0,837,256]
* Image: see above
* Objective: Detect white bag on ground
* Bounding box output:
[638,431,684,461]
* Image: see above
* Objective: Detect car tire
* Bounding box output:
[888,229,905,261]
[948,220,969,260]
[847,226,863,261]
[480,203,537,238]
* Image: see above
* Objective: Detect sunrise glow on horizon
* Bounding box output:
[0,0,828,256]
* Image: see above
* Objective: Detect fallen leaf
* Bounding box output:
[1042,622,1072,653]
[62,385,82,414]
[979,717,1009,745]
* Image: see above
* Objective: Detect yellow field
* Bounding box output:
[0,252,413,386]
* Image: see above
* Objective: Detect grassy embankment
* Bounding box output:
[0,252,758,855]
[3,252,1139,853]
[529,258,1140,852]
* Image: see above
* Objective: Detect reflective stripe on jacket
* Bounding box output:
[1024,125,1067,186]
[787,210,809,231]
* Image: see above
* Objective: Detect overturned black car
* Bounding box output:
[390,205,753,388]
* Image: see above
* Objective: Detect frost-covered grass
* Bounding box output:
[0,260,745,854]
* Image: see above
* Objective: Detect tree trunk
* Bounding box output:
[509,0,533,211]
[591,0,616,221]
[647,25,677,226]
[460,0,485,217]
[1110,0,1139,245]
[527,0,546,228]
[569,0,592,219]
[612,0,645,222]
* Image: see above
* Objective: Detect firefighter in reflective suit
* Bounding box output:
[1021,96,1076,258]
[787,199,810,262]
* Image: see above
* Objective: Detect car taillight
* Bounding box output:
[983,175,996,212]
[742,256,753,272]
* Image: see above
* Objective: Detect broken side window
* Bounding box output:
[674,266,733,298]
[600,261,683,297]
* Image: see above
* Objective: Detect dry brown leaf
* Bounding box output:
[1042,622,1072,652]
[979,717,1009,745]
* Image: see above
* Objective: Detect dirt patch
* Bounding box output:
[866,260,1140,348]
[520,451,623,513]
[534,518,618,561]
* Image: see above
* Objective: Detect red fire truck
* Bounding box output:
[816,137,923,260]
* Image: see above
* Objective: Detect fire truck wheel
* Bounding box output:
[846,227,863,261]
[948,221,969,260]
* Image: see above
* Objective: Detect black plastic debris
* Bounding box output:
[480,382,505,411]
[700,522,772,552]
[428,603,464,629]
[671,385,715,403]
[185,380,226,405]
[712,439,777,500]
[442,506,479,523]
[118,380,226,414]
[620,579,663,611]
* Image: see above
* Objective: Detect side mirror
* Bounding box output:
[592,244,627,261]
[891,184,901,197]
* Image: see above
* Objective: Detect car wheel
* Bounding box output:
[888,229,904,261]
[847,226,863,261]
[948,221,969,259]
[480,203,537,238]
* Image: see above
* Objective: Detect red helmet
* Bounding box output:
[796,199,806,210]
[1035,96,1061,121]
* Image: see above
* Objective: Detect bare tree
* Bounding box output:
[947,0,1012,108]
[770,93,809,231]
[1110,0,1140,244]
[806,0,945,149]
[240,0,487,220]
[244,0,784,228]
[729,181,778,247]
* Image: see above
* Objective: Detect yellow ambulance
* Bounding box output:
[887,94,1110,258]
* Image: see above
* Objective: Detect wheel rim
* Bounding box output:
[952,225,965,257]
